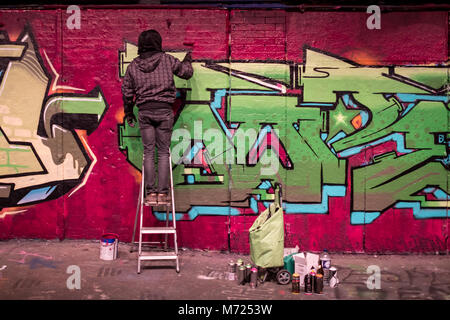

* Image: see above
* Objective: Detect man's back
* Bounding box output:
[122,51,193,108]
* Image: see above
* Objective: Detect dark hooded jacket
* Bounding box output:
[121,30,193,115]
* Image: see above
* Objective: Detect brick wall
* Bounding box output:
[0,7,448,253]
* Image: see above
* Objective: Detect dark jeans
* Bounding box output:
[138,108,174,195]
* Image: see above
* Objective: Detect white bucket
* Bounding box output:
[100,233,119,261]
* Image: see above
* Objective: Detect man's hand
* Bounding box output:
[124,113,137,128]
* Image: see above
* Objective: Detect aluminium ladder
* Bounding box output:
[131,152,179,274]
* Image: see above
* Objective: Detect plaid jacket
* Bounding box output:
[121,52,193,115]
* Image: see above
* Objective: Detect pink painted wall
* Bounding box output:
[0,7,448,254]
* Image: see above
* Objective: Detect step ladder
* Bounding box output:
[131,152,179,274]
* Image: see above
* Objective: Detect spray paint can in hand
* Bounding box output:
[238,266,246,285]
[250,267,258,289]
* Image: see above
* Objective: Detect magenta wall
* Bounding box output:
[0,7,448,253]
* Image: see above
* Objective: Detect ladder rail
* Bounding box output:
[130,171,142,251]
[169,152,179,272]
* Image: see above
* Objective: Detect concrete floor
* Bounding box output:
[0,239,449,300]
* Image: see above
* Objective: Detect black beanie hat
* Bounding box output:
[138,29,162,55]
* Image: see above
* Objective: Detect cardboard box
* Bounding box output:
[283,245,299,257]
[305,252,319,271]
[293,252,320,286]
[293,253,307,286]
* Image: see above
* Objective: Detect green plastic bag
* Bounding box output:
[283,253,295,275]
[249,186,284,268]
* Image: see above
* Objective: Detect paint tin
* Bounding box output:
[250,267,258,289]
[238,266,246,285]
[100,233,118,261]
[291,273,300,294]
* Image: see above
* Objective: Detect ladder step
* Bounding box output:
[144,202,171,207]
[139,252,178,260]
[141,227,176,234]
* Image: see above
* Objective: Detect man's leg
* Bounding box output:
[138,112,157,197]
[155,109,174,197]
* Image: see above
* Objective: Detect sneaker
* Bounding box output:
[145,193,157,206]
[157,193,168,205]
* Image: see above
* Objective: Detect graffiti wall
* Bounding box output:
[0,8,448,253]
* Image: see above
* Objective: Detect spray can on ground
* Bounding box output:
[250,268,258,289]
[317,264,324,277]
[309,266,317,293]
[292,273,300,294]
[315,264,324,294]
[226,261,236,281]
[229,261,236,273]
[319,249,331,285]
[238,266,246,285]
[245,264,252,282]
[304,273,313,295]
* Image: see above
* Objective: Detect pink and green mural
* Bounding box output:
[0,8,448,253]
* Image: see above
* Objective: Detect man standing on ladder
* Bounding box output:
[122,29,193,206]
